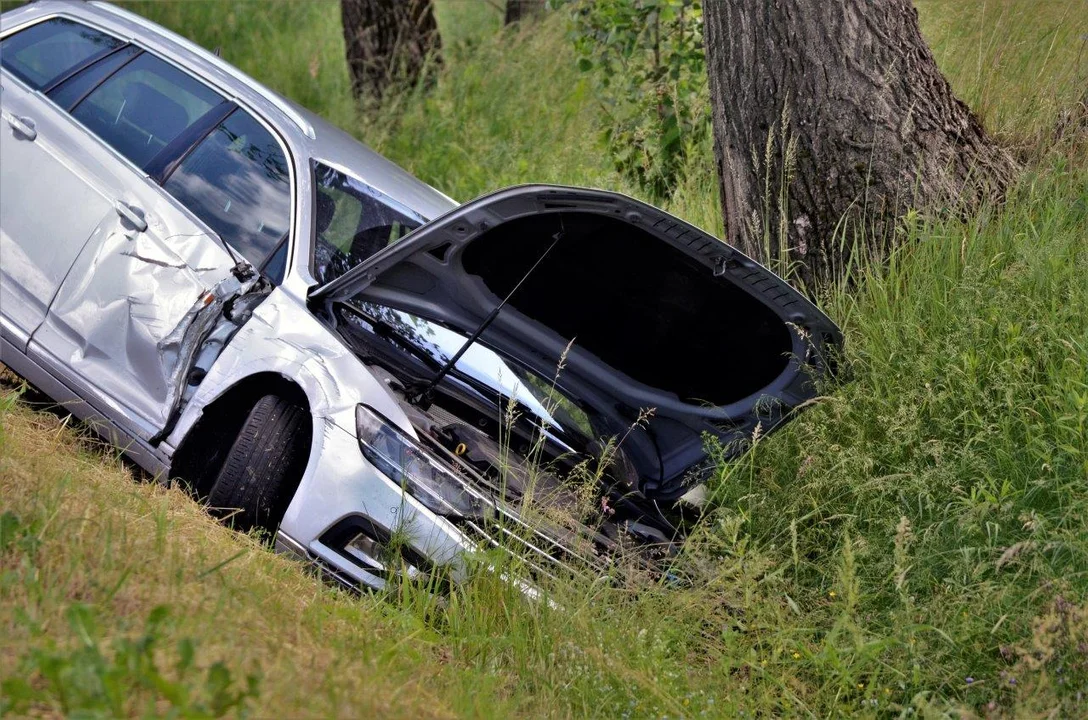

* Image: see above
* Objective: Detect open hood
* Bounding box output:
[313,185,842,499]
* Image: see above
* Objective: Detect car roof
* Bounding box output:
[299,107,459,222]
[4,1,458,221]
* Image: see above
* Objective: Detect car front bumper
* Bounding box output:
[275,409,475,590]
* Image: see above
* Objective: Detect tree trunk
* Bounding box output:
[340,0,441,101]
[703,0,1017,289]
[505,0,547,25]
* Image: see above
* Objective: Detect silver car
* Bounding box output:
[0,1,841,590]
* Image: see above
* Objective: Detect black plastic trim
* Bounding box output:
[40,41,129,94]
[146,101,237,183]
[320,515,438,578]
[61,46,143,112]
[258,233,290,286]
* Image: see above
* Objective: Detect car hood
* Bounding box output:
[312,185,842,499]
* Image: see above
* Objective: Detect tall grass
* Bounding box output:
[2,0,1087,717]
[919,0,1088,151]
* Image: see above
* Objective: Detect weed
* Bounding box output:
[1,520,259,719]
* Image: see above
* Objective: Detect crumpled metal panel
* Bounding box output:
[167,292,472,580]
[31,191,239,438]
[173,292,394,434]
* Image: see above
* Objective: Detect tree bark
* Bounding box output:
[340,0,441,101]
[703,0,1017,288]
[505,0,547,25]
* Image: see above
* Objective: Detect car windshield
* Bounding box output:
[312,163,425,285]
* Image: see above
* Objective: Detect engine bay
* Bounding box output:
[330,300,691,571]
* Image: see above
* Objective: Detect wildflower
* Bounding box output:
[965,677,974,685]
[829,590,837,598]
[884,688,891,695]
[751,421,763,443]
[857,683,865,689]
[792,652,801,659]
[1009,677,1017,685]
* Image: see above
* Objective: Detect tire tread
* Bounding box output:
[206,394,307,532]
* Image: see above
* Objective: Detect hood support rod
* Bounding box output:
[408,218,566,407]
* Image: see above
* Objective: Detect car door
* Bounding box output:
[26,48,262,440]
[0,18,123,349]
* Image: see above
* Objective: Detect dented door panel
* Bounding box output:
[30,167,239,438]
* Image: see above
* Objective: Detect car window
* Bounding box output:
[48,45,143,110]
[70,52,223,168]
[313,163,424,285]
[0,18,123,90]
[162,110,291,272]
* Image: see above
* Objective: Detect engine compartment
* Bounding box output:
[332,300,688,567]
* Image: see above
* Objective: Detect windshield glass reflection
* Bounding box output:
[344,301,594,452]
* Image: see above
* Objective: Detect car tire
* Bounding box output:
[205,394,309,533]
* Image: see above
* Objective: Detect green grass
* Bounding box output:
[919,0,1088,150]
[3,0,1088,717]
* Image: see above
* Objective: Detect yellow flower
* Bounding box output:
[829,591,837,598]
[884,688,891,695]
[857,683,865,689]
[792,652,801,659]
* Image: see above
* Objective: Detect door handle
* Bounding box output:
[114,201,148,232]
[5,114,37,141]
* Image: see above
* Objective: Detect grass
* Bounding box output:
[2,0,1088,716]
[918,0,1088,151]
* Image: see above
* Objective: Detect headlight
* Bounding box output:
[355,404,489,519]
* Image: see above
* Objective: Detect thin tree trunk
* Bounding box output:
[340,0,441,101]
[703,0,1017,288]
[505,0,547,25]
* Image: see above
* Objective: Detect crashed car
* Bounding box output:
[0,1,841,589]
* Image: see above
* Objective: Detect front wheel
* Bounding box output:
[205,394,310,533]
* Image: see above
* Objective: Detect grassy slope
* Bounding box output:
[2,1,1087,717]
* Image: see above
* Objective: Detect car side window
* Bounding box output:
[47,45,144,111]
[0,18,123,90]
[313,162,424,285]
[70,52,224,168]
[162,110,291,276]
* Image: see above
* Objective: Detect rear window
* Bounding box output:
[0,18,123,90]
[70,52,224,168]
[163,110,291,270]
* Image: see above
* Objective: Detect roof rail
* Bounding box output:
[88,1,316,140]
